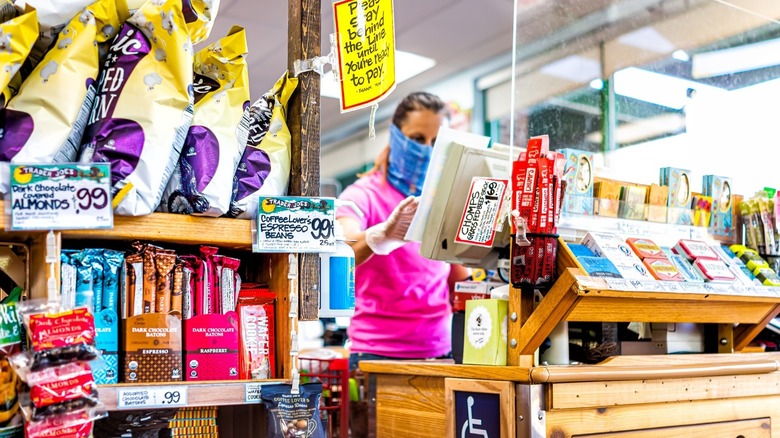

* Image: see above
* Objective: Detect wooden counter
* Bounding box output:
[361,353,780,438]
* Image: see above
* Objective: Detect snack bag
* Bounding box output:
[162,26,250,216]
[0,7,37,105]
[0,0,126,195]
[78,0,194,216]
[262,383,325,438]
[126,0,219,44]
[227,72,298,218]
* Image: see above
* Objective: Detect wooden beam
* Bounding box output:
[288,0,322,321]
[518,269,580,355]
[734,304,780,351]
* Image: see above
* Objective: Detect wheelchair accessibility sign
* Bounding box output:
[455,391,500,437]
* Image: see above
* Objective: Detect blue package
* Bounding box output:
[579,256,622,278]
[670,254,705,283]
[70,251,94,311]
[568,243,595,258]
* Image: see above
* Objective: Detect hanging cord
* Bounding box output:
[368,103,379,140]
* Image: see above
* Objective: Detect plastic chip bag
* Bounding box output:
[227,72,298,218]
[0,0,126,195]
[78,0,197,216]
[0,7,37,106]
[261,382,325,438]
[162,26,250,216]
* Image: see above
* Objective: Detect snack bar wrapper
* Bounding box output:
[0,0,126,195]
[79,0,195,216]
[0,7,37,105]
[227,72,298,218]
[126,0,219,44]
[162,25,250,216]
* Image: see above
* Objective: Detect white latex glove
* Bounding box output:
[365,196,419,255]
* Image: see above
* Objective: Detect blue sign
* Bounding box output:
[454,391,500,438]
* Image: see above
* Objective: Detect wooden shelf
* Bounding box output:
[0,201,254,249]
[97,380,288,410]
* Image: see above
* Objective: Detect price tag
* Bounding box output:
[454,178,508,247]
[117,386,188,409]
[661,282,682,293]
[245,382,266,403]
[255,197,337,253]
[9,164,112,231]
[605,278,632,291]
[639,281,664,292]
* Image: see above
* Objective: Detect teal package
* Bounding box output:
[94,305,119,384]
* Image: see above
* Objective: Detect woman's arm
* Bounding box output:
[448,264,472,291]
[338,216,375,266]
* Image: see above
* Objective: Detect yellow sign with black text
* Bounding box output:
[333,0,396,112]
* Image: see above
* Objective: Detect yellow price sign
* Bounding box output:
[333,0,396,112]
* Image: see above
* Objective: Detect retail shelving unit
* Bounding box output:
[362,220,780,437]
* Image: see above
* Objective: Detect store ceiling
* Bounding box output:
[203,0,623,141]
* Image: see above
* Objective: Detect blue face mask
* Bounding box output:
[386,123,433,197]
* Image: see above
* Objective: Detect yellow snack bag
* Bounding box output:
[78,0,194,216]
[0,0,126,194]
[127,0,219,44]
[162,26,250,216]
[0,7,38,106]
[228,72,298,219]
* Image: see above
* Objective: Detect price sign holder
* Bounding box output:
[117,386,188,409]
[8,163,113,231]
[254,196,337,253]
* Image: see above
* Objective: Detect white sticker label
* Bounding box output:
[455,177,508,247]
[245,382,265,403]
[467,305,492,350]
[117,386,188,409]
[605,278,632,291]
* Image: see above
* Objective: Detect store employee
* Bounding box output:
[337,92,470,371]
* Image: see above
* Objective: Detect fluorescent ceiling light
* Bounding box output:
[692,37,780,79]
[539,55,600,83]
[320,50,436,99]
[586,113,686,145]
[614,67,724,109]
[618,26,675,54]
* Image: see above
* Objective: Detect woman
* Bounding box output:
[336,92,470,371]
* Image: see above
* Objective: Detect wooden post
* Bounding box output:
[288,0,322,321]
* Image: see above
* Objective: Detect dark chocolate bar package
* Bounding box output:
[261,382,325,438]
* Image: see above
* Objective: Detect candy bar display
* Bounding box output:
[510,135,566,287]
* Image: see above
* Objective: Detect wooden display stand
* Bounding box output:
[361,238,780,437]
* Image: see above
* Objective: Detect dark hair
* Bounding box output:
[391,91,448,128]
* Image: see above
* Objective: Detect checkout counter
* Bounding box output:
[359,241,780,437]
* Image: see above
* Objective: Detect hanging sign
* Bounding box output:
[9,164,113,231]
[254,197,337,253]
[333,0,396,112]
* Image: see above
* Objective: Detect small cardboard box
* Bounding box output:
[184,312,239,381]
[559,148,595,216]
[122,313,183,383]
[463,299,507,366]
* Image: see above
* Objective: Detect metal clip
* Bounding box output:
[512,210,532,246]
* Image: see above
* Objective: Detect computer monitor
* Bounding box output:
[418,142,521,267]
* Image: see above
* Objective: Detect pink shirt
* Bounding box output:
[337,172,452,358]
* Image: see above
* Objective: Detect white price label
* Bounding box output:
[255,197,337,253]
[605,278,632,291]
[660,282,682,293]
[117,386,188,409]
[245,382,266,403]
[454,177,507,247]
[9,164,113,231]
